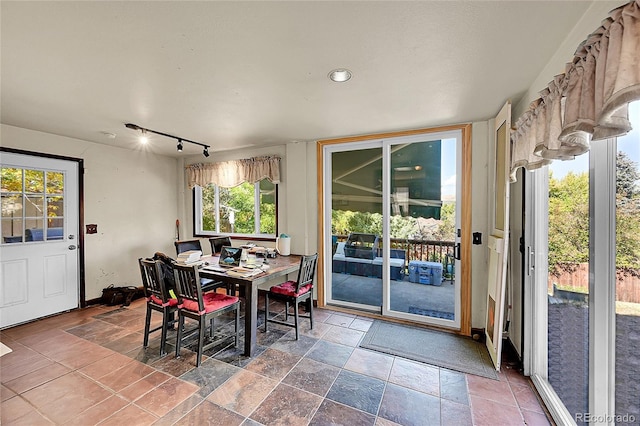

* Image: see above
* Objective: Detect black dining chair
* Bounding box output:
[209,236,232,255]
[173,263,240,367]
[174,239,203,256]
[139,258,178,357]
[263,253,318,340]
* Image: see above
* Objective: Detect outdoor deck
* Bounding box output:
[330,272,455,320]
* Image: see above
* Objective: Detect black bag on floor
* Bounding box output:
[101,284,139,306]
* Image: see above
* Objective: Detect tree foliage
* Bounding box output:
[201,180,275,234]
[331,202,456,241]
[548,151,640,276]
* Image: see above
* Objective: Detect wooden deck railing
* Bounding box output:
[333,234,456,277]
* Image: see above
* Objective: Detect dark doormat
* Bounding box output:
[360,320,498,380]
[407,307,454,320]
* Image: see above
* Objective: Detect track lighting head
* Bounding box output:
[124,123,211,158]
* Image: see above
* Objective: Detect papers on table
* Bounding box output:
[201,264,266,278]
[226,267,266,278]
[177,250,203,265]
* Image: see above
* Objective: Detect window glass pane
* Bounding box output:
[25,195,45,219]
[199,179,276,236]
[24,169,44,193]
[330,147,383,308]
[1,167,23,192]
[1,194,23,218]
[259,180,276,234]
[615,100,640,421]
[201,184,217,232]
[47,195,64,218]
[46,171,64,194]
[1,194,23,243]
[547,153,589,422]
[226,182,255,234]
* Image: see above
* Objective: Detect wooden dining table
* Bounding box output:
[198,254,302,357]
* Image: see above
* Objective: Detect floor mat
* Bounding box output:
[407,306,454,320]
[360,320,498,380]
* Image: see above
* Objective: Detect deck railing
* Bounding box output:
[333,234,456,278]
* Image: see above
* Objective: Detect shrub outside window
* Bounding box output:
[195,179,276,237]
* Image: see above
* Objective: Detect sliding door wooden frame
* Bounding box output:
[316,123,472,336]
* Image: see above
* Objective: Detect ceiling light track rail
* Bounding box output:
[125,123,210,157]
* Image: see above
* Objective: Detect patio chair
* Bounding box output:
[173,263,240,367]
[263,253,318,340]
[139,258,178,357]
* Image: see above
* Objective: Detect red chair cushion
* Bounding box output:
[148,295,178,307]
[181,292,239,314]
[269,280,312,297]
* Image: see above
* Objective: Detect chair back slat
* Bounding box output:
[139,258,169,303]
[173,263,204,311]
[294,254,318,292]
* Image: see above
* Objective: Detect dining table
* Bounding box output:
[198,253,302,357]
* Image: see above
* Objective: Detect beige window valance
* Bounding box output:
[186,155,281,188]
[511,0,639,181]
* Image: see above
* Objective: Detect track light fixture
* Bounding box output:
[125,123,210,157]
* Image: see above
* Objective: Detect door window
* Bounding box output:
[1,167,65,244]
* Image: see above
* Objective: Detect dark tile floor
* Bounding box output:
[0,297,553,425]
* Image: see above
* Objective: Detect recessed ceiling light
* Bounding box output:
[328,68,352,82]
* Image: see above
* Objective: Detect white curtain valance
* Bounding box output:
[186,155,281,188]
[511,0,640,181]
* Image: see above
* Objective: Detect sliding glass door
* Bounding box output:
[527,100,639,424]
[328,144,383,311]
[323,128,463,329]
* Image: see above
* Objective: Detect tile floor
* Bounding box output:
[0,298,553,425]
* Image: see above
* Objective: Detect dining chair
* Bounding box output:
[139,258,178,357]
[209,236,231,255]
[173,262,240,367]
[263,253,318,340]
[174,239,203,256]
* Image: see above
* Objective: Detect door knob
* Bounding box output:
[68,245,77,250]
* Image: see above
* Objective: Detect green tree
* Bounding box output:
[547,152,640,275]
[616,152,640,273]
[617,152,640,198]
[547,170,589,275]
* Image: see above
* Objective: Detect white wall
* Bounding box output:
[1,124,179,300]
[471,121,491,329]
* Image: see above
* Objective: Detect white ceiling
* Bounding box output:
[1,1,607,157]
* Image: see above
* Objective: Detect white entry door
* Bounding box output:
[1,152,80,328]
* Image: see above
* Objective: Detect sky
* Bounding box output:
[440,138,457,198]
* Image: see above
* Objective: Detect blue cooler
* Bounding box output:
[408,261,443,286]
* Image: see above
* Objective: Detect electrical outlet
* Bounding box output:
[86,224,98,234]
[473,232,482,245]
